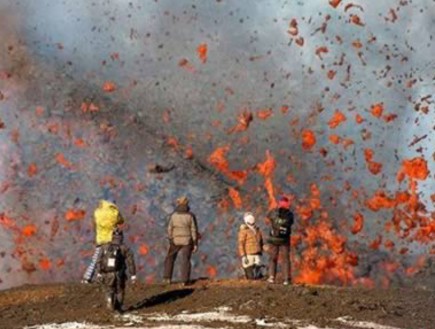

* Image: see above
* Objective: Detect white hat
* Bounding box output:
[243,212,255,225]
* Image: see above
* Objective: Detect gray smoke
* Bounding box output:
[0,0,434,289]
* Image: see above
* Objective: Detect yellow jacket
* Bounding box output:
[94,200,125,245]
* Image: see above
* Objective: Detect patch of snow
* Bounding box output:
[115,313,144,325]
[255,318,289,328]
[336,316,402,329]
[147,307,252,324]
[146,307,291,327]
[23,311,405,329]
[131,326,228,329]
[24,323,105,329]
[298,324,334,329]
[147,311,251,323]
[25,323,227,329]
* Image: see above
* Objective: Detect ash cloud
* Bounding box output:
[0,0,434,289]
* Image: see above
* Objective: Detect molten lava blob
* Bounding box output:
[197,43,208,63]
[301,129,317,150]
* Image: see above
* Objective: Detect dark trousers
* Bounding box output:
[101,272,126,311]
[163,243,193,283]
[244,265,264,280]
[268,244,290,281]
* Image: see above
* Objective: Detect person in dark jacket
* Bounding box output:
[163,196,198,285]
[266,195,294,285]
[96,228,136,312]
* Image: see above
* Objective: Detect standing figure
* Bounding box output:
[82,200,125,283]
[96,228,136,312]
[266,195,294,285]
[238,212,264,280]
[163,196,198,286]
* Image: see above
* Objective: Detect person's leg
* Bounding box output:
[163,243,181,282]
[281,245,290,284]
[83,246,102,282]
[103,274,116,310]
[268,245,279,282]
[252,255,262,279]
[245,255,259,280]
[179,244,193,284]
[115,275,125,311]
[105,287,114,310]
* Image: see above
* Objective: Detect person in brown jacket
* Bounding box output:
[163,196,198,285]
[238,212,264,280]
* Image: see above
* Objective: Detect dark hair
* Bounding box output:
[112,228,123,243]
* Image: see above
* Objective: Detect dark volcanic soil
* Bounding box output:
[0,279,434,329]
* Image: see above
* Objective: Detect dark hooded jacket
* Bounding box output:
[96,233,136,278]
[266,207,294,245]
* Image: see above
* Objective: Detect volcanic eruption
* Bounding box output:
[0,0,434,291]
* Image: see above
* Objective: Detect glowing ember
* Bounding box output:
[301,129,316,150]
[228,187,242,209]
[208,146,248,185]
[397,157,429,182]
[351,213,364,235]
[102,81,117,92]
[64,209,86,222]
[329,0,342,8]
[197,43,208,64]
[328,110,347,129]
[370,103,384,118]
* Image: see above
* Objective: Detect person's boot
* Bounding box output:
[116,290,125,312]
[114,299,124,313]
[267,276,275,284]
[106,296,114,310]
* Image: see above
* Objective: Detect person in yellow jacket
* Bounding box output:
[82,200,125,283]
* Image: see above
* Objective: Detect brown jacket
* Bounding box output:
[238,224,263,256]
[168,205,198,246]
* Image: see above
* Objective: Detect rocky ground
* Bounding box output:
[0,279,434,329]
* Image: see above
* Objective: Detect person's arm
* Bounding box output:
[92,216,97,243]
[265,209,274,226]
[238,228,247,257]
[191,214,198,246]
[95,246,104,275]
[288,212,294,229]
[124,247,136,277]
[167,216,174,241]
[258,229,264,251]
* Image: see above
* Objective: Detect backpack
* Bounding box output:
[101,244,122,273]
[270,214,290,238]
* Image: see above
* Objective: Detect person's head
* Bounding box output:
[176,196,189,207]
[102,187,116,204]
[278,195,291,209]
[112,228,124,244]
[243,212,255,226]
